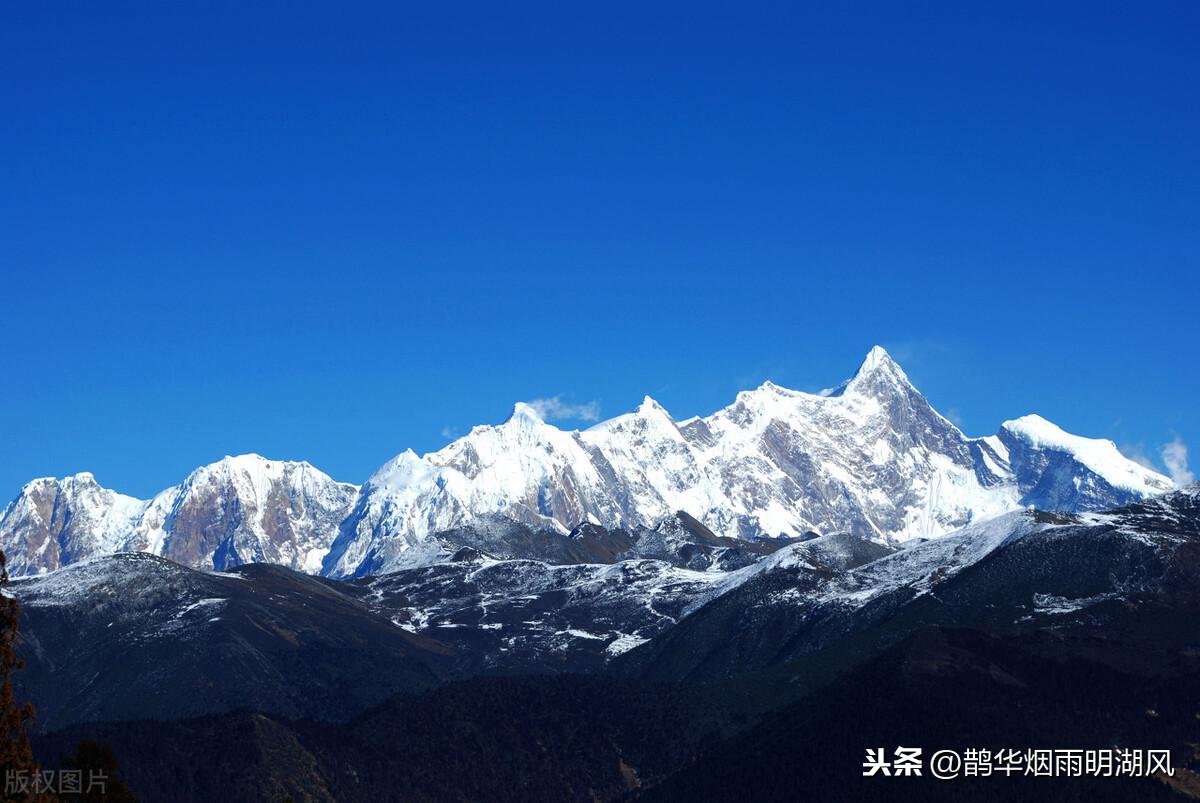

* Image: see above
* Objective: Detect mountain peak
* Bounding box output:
[854,345,904,378]
[1000,413,1172,496]
[369,448,431,491]
[1001,414,1096,449]
[859,345,894,371]
[183,453,279,484]
[507,402,545,424]
[636,396,670,417]
[1001,413,1058,437]
[735,380,799,404]
[840,345,915,398]
[216,453,271,469]
[16,472,104,495]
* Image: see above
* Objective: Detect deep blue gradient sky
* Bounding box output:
[2,3,1197,498]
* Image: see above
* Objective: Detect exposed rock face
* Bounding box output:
[0,456,357,576]
[0,473,146,576]
[140,456,359,572]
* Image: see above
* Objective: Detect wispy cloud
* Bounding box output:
[1161,436,1194,488]
[524,396,601,423]
[1119,441,1157,471]
[944,407,964,427]
[441,426,459,439]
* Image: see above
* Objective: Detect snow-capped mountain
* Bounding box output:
[0,455,357,576]
[993,413,1170,510]
[0,473,149,575]
[322,347,1171,577]
[0,347,1173,578]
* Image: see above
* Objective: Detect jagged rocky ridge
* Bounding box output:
[0,347,1173,577]
[0,455,357,576]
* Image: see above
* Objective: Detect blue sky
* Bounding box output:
[2,2,1197,498]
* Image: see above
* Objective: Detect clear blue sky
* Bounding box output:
[2,2,1196,498]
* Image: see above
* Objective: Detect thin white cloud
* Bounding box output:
[1120,442,1157,471]
[441,426,459,439]
[524,395,601,423]
[1160,436,1194,488]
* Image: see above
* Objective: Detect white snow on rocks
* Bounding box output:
[1,348,1173,580]
[1001,414,1171,496]
[324,348,1169,576]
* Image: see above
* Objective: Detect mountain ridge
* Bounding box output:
[0,348,1173,577]
[0,455,357,577]
[323,346,1171,576]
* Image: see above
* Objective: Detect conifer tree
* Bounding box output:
[0,550,53,802]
